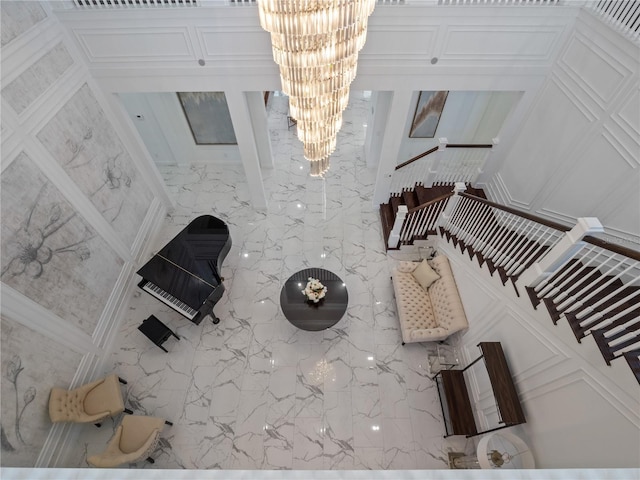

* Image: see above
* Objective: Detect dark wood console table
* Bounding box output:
[435,341,525,438]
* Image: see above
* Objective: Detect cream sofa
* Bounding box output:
[391,255,469,344]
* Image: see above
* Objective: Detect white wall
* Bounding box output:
[119,92,242,166]
[52,3,578,206]
[488,9,640,243]
[0,1,170,467]
[397,90,522,163]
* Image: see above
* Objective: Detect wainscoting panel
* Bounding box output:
[198,27,273,60]
[441,25,561,63]
[0,315,84,467]
[612,86,640,148]
[361,26,438,62]
[540,132,636,219]
[73,27,195,62]
[558,34,631,109]
[499,78,593,206]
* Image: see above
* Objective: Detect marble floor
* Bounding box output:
[70,91,471,470]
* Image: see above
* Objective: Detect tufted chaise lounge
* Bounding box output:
[391,255,468,344]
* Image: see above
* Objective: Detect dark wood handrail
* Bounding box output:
[395,146,439,170]
[459,193,572,232]
[407,192,454,214]
[583,235,640,261]
[395,143,493,171]
[446,144,493,148]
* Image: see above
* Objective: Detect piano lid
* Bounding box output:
[136,215,230,309]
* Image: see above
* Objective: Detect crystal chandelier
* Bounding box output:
[258,0,375,176]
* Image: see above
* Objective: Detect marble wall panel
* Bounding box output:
[37,83,153,248]
[0,315,83,467]
[0,1,47,47]
[0,153,124,335]
[2,43,74,116]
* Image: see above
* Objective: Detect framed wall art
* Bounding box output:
[178,92,237,145]
[409,91,449,138]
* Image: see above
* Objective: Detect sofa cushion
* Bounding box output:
[412,259,440,290]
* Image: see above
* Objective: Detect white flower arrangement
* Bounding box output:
[302,277,327,303]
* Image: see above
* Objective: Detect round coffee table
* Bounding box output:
[280,268,348,331]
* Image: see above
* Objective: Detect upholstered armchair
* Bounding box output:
[87,415,173,467]
[49,373,132,426]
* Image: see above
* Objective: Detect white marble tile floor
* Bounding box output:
[69,91,472,470]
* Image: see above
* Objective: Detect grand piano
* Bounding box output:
[137,215,231,325]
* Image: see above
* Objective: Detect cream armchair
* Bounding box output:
[87,415,173,467]
[49,373,132,426]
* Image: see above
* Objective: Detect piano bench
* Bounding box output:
[138,315,180,353]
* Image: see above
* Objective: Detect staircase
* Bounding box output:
[379,186,640,384]
[379,183,486,250]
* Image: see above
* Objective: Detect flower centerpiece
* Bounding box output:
[302,277,327,303]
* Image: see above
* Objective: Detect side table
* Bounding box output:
[138,315,180,352]
[427,343,459,378]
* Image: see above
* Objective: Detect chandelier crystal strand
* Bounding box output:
[259,0,375,176]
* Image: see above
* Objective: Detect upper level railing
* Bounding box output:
[390,139,494,195]
[586,0,640,43]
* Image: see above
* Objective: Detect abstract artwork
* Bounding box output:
[37,83,153,248]
[409,91,449,138]
[0,153,123,336]
[1,316,82,467]
[178,92,238,145]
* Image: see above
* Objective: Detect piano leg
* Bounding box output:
[211,314,220,324]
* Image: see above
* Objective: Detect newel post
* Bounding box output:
[424,137,448,187]
[519,217,604,288]
[388,205,408,250]
[436,182,466,230]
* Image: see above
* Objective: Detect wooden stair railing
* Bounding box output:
[524,234,640,383]
[380,183,486,249]
[400,193,454,245]
[390,141,494,195]
[440,193,569,288]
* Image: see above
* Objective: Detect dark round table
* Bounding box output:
[280,268,349,331]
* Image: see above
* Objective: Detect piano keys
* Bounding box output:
[136,215,231,325]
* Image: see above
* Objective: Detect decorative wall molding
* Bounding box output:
[73,26,196,63]
[549,71,599,122]
[197,26,272,60]
[601,127,638,169]
[557,33,631,109]
[130,197,166,261]
[441,25,562,63]
[0,285,100,356]
[360,25,438,62]
[610,85,640,146]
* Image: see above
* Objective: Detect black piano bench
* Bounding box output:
[138,315,180,353]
